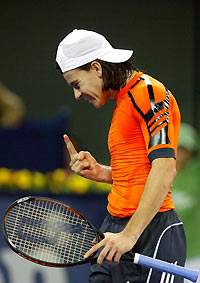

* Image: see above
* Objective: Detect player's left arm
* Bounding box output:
[84,157,176,264]
[115,157,176,260]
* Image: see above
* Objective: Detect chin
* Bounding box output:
[97,97,109,108]
[90,99,102,108]
[95,101,106,108]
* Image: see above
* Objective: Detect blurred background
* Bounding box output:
[0,0,199,282]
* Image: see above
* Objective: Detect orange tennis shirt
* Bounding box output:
[107,72,180,217]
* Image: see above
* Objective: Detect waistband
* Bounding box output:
[106,212,131,224]
[106,209,175,224]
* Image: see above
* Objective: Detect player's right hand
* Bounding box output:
[63,134,99,181]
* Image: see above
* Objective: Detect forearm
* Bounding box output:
[96,163,113,184]
[122,158,176,243]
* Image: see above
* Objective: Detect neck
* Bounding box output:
[109,89,119,98]
[126,70,137,84]
[108,70,138,99]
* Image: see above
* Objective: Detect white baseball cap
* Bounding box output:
[56,29,133,73]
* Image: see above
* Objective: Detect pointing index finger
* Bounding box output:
[63,134,77,158]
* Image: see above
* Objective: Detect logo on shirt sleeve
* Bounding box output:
[128,75,171,149]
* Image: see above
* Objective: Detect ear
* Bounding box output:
[90,61,102,78]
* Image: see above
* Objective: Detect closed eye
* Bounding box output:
[71,81,80,90]
[73,83,80,90]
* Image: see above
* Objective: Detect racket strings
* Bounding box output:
[5,200,97,264]
[6,215,95,256]
[5,206,94,264]
[6,204,96,234]
[6,210,96,247]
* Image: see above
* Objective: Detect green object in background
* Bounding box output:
[173,157,200,258]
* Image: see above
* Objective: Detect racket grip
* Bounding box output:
[134,253,199,282]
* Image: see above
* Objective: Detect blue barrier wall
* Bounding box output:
[0,193,108,283]
[0,109,69,173]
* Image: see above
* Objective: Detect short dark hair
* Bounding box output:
[79,56,139,90]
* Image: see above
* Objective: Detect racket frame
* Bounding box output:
[2,196,104,267]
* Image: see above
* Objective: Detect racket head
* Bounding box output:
[2,196,104,267]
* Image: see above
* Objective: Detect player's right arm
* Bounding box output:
[63,135,113,184]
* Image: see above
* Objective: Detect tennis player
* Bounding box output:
[56,29,186,283]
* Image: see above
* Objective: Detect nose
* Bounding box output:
[73,88,81,100]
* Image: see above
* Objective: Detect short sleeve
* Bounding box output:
[128,75,180,163]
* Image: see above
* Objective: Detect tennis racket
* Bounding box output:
[2,196,199,282]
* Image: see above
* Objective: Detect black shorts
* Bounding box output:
[89,210,186,283]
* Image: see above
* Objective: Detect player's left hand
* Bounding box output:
[84,232,136,265]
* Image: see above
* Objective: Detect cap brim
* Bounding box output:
[98,49,133,63]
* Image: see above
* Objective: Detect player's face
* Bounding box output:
[63,62,110,108]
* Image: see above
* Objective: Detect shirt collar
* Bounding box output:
[114,72,144,100]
